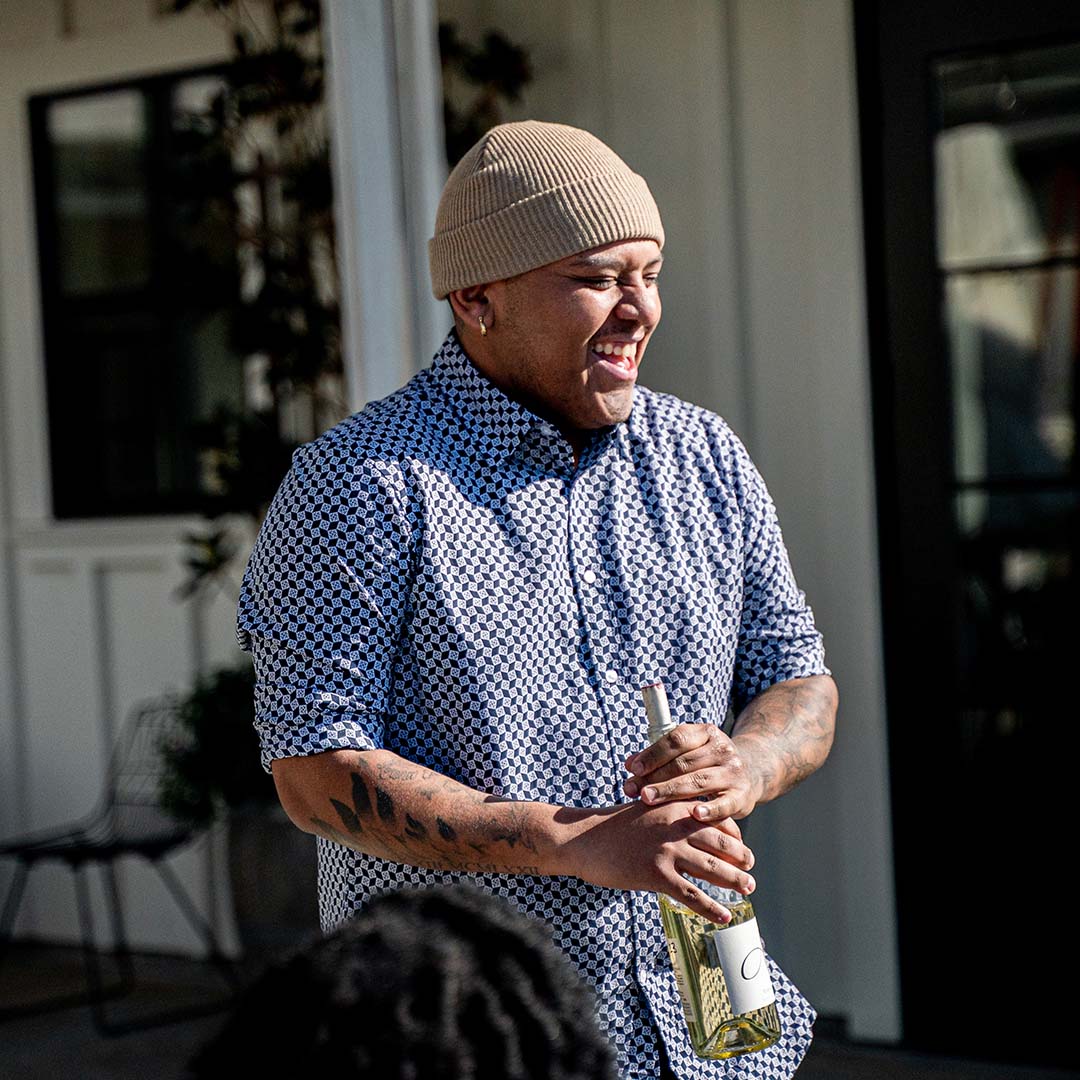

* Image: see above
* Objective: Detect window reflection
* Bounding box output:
[935,41,1080,768]
[48,90,148,296]
[945,269,1075,483]
[935,43,1080,483]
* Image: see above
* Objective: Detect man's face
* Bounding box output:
[478,239,662,443]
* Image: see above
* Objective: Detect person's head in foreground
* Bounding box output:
[189,884,617,1080]
[429,120,664,456]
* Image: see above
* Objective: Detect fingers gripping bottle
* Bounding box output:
[641,682,781,1059]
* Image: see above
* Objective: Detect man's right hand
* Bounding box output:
[552,803,755,924]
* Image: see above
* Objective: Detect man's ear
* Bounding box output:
[448,284,493,337]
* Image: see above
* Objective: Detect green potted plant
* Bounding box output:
[159,662,267,826]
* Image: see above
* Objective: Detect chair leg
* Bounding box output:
[0,861,31,970]
[73,861,122,1035]
[100,861,135,989]
[0,855,237,1035]
[0,859,131,1026]
[75,858,239,1035]
[152,859,241,991]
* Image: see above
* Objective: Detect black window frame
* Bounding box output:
[29,62,240,520]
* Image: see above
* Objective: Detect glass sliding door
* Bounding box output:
[857,3,1080,1067]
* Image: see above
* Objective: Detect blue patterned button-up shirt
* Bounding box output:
[237,331,829,1080]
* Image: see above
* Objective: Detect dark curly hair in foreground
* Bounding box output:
[189,884,616,1080]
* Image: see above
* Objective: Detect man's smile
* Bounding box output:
[589,337,641,381]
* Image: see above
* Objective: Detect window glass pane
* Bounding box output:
[954,489,1075,745]
[945,268,1075,482]
[935,41,1080,269]
[167,74,243,457]
[935,40,1080,485]
[33,68,245,518]
[47,89,149,295]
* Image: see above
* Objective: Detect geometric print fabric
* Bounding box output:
[237,330,829,1080]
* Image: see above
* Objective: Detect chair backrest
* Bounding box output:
[99,695,200,844]
[108,696,184,808]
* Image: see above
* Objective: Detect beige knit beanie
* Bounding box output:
[429,120,664,299]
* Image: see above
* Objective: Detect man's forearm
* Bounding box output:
[273,748,562,876]
[730,674,837,806]
[273,744,763,924]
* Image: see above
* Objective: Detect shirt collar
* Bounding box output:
[431,331,543,463]
[430,329,634,467]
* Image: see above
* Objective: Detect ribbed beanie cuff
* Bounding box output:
[429,121,664,299]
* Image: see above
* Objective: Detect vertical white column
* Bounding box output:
[390,0,450,362]
[323,0,447,413]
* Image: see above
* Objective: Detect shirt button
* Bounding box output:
[604,669,618,684]
[580,568,597,585]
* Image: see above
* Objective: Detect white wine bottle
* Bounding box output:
[641,682,781,1059]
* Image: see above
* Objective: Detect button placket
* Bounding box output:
[566,465,634,816]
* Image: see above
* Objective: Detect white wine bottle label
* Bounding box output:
[707,917,775,1015]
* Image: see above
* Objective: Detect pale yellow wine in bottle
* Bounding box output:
[641,682,781,1059]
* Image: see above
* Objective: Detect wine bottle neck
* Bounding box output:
[641,682,676,745]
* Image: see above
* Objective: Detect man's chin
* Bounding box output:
[600,390,630,427]
[588,388,635,428]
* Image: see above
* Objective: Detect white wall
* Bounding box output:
[728,0,899,1041]
[0,0,444,960]
[439,0,898,1041]
[0,0,445,961]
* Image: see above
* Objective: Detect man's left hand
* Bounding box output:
[623,725,760,822]
[623,675,839,821]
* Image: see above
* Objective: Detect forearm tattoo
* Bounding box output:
[306,754,543,876]
[731,675,837,804]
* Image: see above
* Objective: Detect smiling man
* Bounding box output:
[238,121,837,1080]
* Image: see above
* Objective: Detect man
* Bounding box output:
[238,121,837,1080]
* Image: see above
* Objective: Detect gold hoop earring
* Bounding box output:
[478,314,487,337]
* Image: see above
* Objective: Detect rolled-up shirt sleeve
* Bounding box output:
[724,429,830,715]
[236,437,416,771]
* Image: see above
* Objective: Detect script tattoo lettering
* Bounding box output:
[378,761,419,782]
[404,813,427,840]
[440,860,543,876]
[436,817,458,842]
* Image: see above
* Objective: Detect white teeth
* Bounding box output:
[594,342,636,360]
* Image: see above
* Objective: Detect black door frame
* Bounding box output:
[854,1,1080,1065]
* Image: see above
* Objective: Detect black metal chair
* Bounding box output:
[0,695,240,1034]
